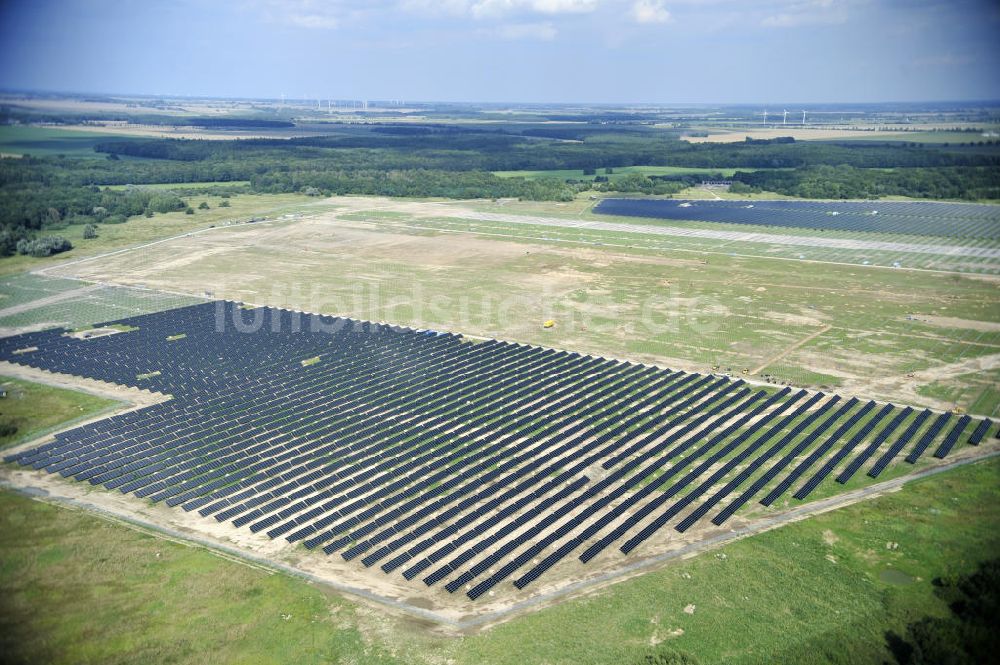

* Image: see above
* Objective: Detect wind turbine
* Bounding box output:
[802,110,807,125]
[762,109,768,125]
[782,109,788,125]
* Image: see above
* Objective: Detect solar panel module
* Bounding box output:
[1,300,987,600]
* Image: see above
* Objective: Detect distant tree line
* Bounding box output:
[733,165,1000,200]
[2,124,998,258]
[89,133,1000,172]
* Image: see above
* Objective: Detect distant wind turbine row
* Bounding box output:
[757,108,811,126]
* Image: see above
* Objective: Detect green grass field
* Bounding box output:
[0,192,329,277]
[0,125,138,157]
[1,455,996,665]
[0,376,120,449]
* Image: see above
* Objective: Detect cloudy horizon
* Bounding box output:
[1,0,998,104]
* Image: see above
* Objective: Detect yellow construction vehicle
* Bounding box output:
[543,320,556,329]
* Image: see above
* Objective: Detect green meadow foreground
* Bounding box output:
[2,455,996,665]
[0,376,119,449]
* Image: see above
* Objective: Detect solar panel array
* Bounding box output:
[594,199,1000,240]
[2,301,993,599]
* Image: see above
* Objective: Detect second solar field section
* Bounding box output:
[594,199,1000,240]
[2,302,993,600]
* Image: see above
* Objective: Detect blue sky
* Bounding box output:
[0,0,998,104]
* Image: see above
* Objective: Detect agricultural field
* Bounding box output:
[0,125,139,157]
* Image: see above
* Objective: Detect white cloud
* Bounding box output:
[253,0,352,30]
[760,0,846,28]
[531,0,599,13]
[286,13,341,29]
[630,0,671,24]
[493,21,559,39]
[402,0,598,18]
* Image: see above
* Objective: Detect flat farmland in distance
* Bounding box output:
[44,196,1000,417]
[0,125,138,157]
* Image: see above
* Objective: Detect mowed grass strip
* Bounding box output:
[0,376,120,449]
[0,492,405,665]
[0,456,996,665]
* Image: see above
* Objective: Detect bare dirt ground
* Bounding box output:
[839,352,1000,409]
[917,315,1000,333]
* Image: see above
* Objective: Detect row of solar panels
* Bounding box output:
[593,199,1000,240]
[3,301,995,600]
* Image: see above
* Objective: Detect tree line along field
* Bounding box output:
[46,197,1000,417]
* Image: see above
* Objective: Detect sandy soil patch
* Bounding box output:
[912,315,1000,333]
[764,311,826,328]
